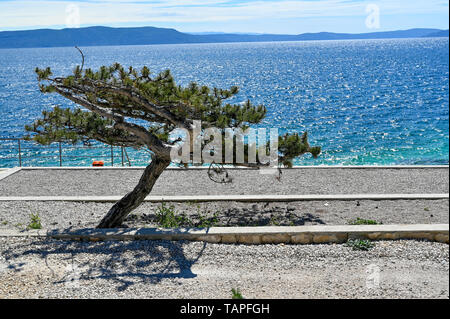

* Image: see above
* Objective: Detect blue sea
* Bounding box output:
[0,38,448,167]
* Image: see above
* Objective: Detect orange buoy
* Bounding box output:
[92,160,104,167]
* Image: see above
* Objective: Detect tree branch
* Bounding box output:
[53,86,170,157]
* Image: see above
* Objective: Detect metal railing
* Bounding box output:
[0,137,145,167]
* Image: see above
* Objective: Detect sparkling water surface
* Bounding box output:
[0,38,448,167]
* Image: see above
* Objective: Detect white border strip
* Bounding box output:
[0,193,447,202]
[0,167,21,181]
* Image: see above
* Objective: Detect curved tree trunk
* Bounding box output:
[97,157,171,228]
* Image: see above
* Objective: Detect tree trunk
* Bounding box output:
[97,157,171,228]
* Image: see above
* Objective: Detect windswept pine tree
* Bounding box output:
[26,52,321,228]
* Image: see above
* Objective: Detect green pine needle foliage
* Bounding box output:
[28,61,321,165]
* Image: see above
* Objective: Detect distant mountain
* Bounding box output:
[0,26,196,48]
[0,26,447,49]
[425,30,449,37]
[188,31,264,35]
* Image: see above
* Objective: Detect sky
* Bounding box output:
[0,0,448,34]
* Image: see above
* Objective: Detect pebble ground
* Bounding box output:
[0,238,448,299]
[0,167,448,196]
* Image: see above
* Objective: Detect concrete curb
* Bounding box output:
[0,229,48,237]
[1,224,448,244]
[0,193,448,202]
[0,167,21,181]
[15,165,450,170]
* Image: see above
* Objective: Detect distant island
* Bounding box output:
[0,26,448,49]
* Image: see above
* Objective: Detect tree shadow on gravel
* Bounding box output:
[127,206,326,227]
[1,236,208,292]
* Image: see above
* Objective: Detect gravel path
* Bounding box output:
[0,167,448,196]
[0,199,447,230]
[0,238,447,299]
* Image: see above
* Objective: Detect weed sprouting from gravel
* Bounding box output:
[155,203,189,228]
[231,288,244,299]
[197,212,219,228]
[27,213,42,230]
[345,239,375,251]
[269,215,281,226]
[155,203,219,228]
[348,218,382,225]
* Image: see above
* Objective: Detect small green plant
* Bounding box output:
[345,239,375,251]
[27,213,42,230]
[231,288,244,299]
[14,223,24,229]
[269,216,281,226]
[424,207,430,212]
[1,221,8,225]
[197,212,219,228]
[155,203,188,228]
[348,218,382,225]
[154,203,222,228]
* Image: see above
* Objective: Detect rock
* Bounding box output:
[434,233,449,243]
[221,235,237,243]
[261,234,291,244]
[313,234,347,243]
[237,235,262,244]
[291,234,312,244]
[199,235,221,243]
